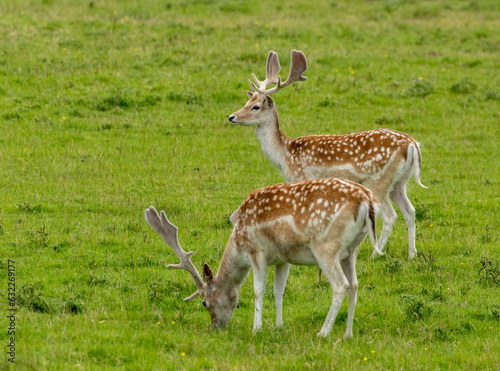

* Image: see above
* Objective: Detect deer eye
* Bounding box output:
[251,105,260,111]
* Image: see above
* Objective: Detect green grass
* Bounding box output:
[1,0,499,369]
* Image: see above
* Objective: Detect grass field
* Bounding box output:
[1,0,499,369]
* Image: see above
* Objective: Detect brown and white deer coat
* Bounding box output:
[229,50,426,258]
[145,178,381,338]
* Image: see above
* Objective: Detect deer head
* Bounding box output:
[229,49,308,126]
[145,206,239,329]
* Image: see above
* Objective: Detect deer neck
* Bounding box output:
[215,235,251,289]
[254,109,288,172]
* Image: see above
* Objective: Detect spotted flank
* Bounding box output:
[284,129,420,182]
[231,178,378,247]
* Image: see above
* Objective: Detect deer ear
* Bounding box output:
[246,90,254,99]
[266,95,274,108]
[203,263,214,286]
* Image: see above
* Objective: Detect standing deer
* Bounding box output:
[145,178,381,338]
[228,50,426,259]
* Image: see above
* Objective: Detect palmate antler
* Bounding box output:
[251,51,281,90]
[249,49,308,95]
[145,206,205,301]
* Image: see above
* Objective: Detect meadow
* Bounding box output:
[0,0,499,369]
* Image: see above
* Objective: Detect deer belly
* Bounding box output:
[253,222,317,266]
[279,245,317,266]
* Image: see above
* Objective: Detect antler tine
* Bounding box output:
[251,73,265,89]
[257,49,308,95]
[248,78,267,94]
[250,51,281,91]
[145,206,206,299]
[183,290,201,301]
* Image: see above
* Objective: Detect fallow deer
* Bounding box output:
[145,178,381,338]
[228,50,427,259]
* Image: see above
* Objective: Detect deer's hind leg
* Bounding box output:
[390,181,417,259]
[340,235,365,339]
[371,196,397,258]
[313,243,349,337]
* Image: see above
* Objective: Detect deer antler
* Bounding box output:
[249,49,308,95]
[251,51,281,90]
[145,206,205,301]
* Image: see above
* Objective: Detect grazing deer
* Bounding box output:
[228,50,426,259]
[145,178,381,338]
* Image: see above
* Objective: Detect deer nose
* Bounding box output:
[229,115,236,122]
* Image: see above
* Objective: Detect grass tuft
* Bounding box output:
[450,79,477,94]
[18,284,52,313]
[402,294,433,320]
[406,81,434,97]
[478,256,500,285]
[485,90,500,100]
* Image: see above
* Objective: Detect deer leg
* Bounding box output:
[274,263,291,327]
[341,253,359,339]
[390,183,417,259]
[316,258,349,337]
[251,253,268,332]
[372,197,397,258]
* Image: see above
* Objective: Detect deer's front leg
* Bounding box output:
[252,253,268,332]
[274,263,291,327]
